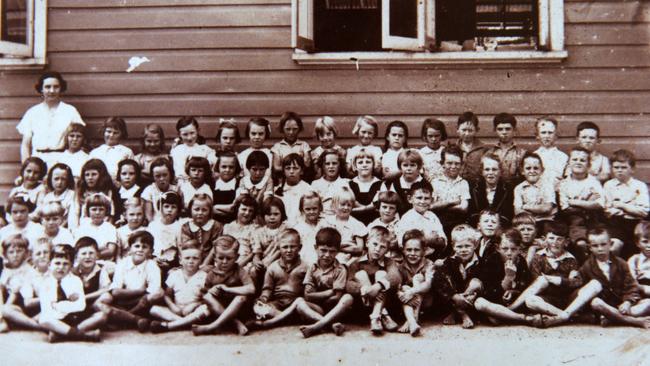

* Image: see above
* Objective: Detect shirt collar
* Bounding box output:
[188,219,215,233]
[359,254,386,268]
[215,178,237,190]
[314,259,340,274]
[74,263,101,279]
[279,258,301,273]
[399,175,422,187]
[538,248,575,269]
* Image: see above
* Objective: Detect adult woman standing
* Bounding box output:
[17,72,85,166]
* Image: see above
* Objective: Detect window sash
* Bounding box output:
[381,0,433,51]
[0,0,34,57]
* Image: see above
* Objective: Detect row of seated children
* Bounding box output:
[1,207,649,343]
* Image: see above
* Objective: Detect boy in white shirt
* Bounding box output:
[533,117,568,189]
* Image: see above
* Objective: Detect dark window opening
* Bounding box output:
[314,0,381,52]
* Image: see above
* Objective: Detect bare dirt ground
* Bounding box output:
[1,323,649,366]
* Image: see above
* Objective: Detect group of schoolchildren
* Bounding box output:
[1,103,650,344]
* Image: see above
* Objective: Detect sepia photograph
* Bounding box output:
[0,0,649,365]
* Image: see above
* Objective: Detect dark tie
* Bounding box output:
[56,280,66,302]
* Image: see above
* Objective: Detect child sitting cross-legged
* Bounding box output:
[345,226,401,335]
[248,229,315,330]
[396,229,435,337]
[149,243,211,333]
[0,234,37,332]
[473,229,541,326]
[433,224,482,329]
[39,245,103,343]
[71,237,111,328]
[628,221,650,303]
[507,222,581,326]
[299,227,353,338]
[192,235,255,336]
[535,227,650,328]
[99,230,163,332]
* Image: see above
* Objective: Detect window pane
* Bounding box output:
[1,0,28,45]
[389,0,417,38]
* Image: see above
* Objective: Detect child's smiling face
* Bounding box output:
[636,236,650,258]
[335,199,353,220]
[318,130,336,148]
[409,189,432,215]
[523,157,543,184]
[545,232,567,257]
[482,158,500,186]
[236,203,255,225]
[443,154,462,179]
[358,124,375,145]
[76,245,98,270]
[23,162,42,188]
[404,238,424,266]
[569,150,590,177]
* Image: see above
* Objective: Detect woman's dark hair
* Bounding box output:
[35,71,67,93]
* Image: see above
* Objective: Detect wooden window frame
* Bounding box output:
[0,0,47,70]
[292,0,567,65]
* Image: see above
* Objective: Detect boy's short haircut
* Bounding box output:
[576,121,600,137]
[159,191,183,212]
[84,193,112,216]
[480,153,501,171]
[6,194,35,213]
[46,163,75,191]
[298,190,323,213]
[314,116,339,138]
[457,111,479,129]
[478,209,500,222]
[421,118,448,141]
[587,225,610,240]
[397,148,423,168]
[245,117,271,139]
[278,228,301,246]
[633,221,650,243]
[103,117,129,139]
[124,197,145,211]
[402,229,425,248]
[187,193,213,213]
[545,221,569,238]
[246,150,270,170]
[214,235,240,254]
[315,227,342,251]
[535,116,558,132]
[234,194,259,218]
[610,149,636,168]
[409,180,433,196]
[51,244,75,263]
[512,212,537,228]
[282,153,306,171]
[442,144,463,163]
[367,226,390,245]
[500,228,523,248]
[331,186,356,209]
[40,201,65,218]
[180,239,201,251]
[128,229,155,249]
[492,113,517,129]
[451,224,480,245]
[74,236,99,253]
[520,151,545,172]
[377,191,401,207]
[150,156,175,178]
[2,233,29,253]
[261,196,288,222]
[279,111,304,132]
[569,146,592,164]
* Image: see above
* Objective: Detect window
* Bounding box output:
[292,0,566,65]
[0,0,46,69]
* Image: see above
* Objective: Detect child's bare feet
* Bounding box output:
[461,314,474,329]
[409,323,422,337]
[370,317,383,335]
[300,325,318,338]
[191,324,214,336]
[599,316,611,327]
[381,313,399,332]
[235,321,249,336]
[397,322,409,334]
[0,320,9,333]
[525,314,544,328]
[442,313,456,325]
[641,317,650,329]
[331,322,345,336]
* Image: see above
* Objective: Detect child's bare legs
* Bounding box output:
[630,299,650,317]
[540,280,603,327]
[39,317,100,342]
[255,298,302,329]
[509,276,549,311]
[590,298,650,329]
[2,304,42,331]
[77,311,108,333]
[400,303,421,336]
[193,294,248,335]
[129,290,164,315]
[474,297,540,326]
[152,304,209,332]
[300,294,353,338]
